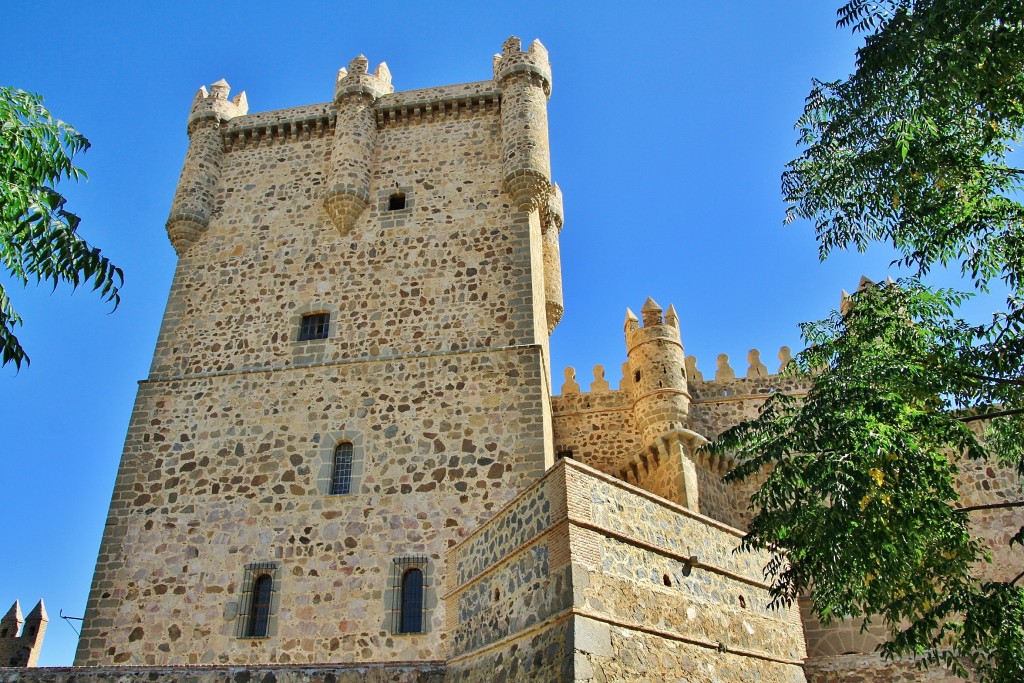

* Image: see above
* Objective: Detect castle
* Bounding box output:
[4,38,1020,682]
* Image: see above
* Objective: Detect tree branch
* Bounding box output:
[1011,568,1024,587]
[961,372,1024,387]
[958,407,1024,423]
[957,501,1024,513]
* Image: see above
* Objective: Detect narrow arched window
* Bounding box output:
[247,574,273,638]
[399,568,424,634]
[331,442,353,495]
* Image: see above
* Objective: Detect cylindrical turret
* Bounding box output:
[625,298,691,444]
[166,79,248,254]
[541,183,564,334]
[493,36,552,210]
[323,56,393,237]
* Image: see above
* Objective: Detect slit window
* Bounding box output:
[236,561,278,639]
[388,193,407,211]
[330,442,354,495]
[299,313,330,341]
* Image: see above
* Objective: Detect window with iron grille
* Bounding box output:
[330,442,353,495]
[298,313,330,341]
[236,562,278,639]
[391,556,427,634]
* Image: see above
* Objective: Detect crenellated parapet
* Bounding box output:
[323,56,394,237]
[186,79,249,135]
[494,36,552,211]
[166,79,248,254]
[0,599,47,667]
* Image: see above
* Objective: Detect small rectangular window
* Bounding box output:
[388,193,406,211]
[299,313,330,341]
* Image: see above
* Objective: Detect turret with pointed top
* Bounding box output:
[166,78,248,254]
[0,601,22,639]
[624,297,691,445]
[0,598,46,667]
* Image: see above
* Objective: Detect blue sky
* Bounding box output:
[0,1,985,666]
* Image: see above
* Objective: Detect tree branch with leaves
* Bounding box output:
[712,2,1024,680]
[0,86,123,369]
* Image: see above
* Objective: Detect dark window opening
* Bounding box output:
[247,575,273,637]
[331,442,353,495]
[556,447,574,460]
[391,556,427,634]
[237,562,278,639]
[738,595,747,609]
[663,574,672,587]
[400,568,424,633]
[634,371,641,383]
[388,193,407,211]
[299,313,330,341]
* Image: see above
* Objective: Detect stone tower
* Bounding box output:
[76,37,562,667]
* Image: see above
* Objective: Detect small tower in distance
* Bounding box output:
[625,298,690,444]
[0,599,47,667]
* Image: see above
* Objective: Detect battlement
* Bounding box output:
[556,345,809,402]
[334,55,394,102]
[0,599,47,667]
[186,79,248,134]
[492,36,551,96]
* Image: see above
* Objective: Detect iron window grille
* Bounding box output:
[330,442,354,495]
[391,556,427,634]
[298,313,330,341]
[236,562,278,638]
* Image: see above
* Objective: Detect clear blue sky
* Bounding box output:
[0,1,987,666]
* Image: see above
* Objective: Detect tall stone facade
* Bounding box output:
[9,38,1013,682]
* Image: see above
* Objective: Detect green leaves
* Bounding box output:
[0,86,123,369]
[714,280,1024,679]
[719,3,1024,679]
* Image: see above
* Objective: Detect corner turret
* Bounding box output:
[166,79,248,254]
[624,299,701,510]
[541,183,565,333]
[494,37,552,211]
[323,56,394,236]
[0,599,46,667]
[625,298,691,442]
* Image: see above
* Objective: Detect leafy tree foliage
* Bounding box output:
[712,2,1024,680]
[0,86,122,369]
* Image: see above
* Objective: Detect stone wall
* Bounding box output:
[1,663,446,683]
[77,72,556,667]
[551,381,639,477]
[804,654,970,682]
[442,459,808,681]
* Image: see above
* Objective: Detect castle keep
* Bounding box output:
[8,38,1019,682]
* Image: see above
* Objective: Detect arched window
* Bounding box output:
[399,568,424,634]
[330,442,353,495]
[247,574,273,638]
